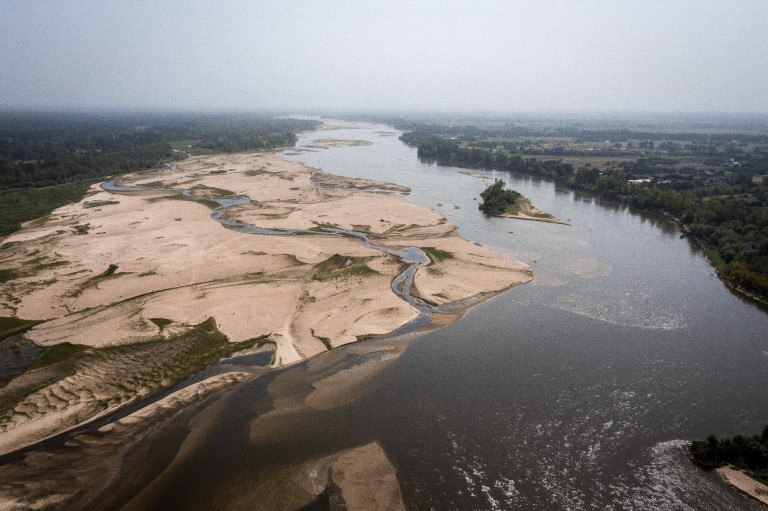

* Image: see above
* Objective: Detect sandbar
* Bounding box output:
[0,150,531,456]
[499,195,570,225]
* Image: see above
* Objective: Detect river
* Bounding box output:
[283,122,768,509]
[105,122,768,509]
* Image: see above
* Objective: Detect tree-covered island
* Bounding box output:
[479,179,567,224]
[479,179,521,216]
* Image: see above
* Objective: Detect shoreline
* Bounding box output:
[498,211,570,225]
[685,443,768,508]
[717,466,768,508]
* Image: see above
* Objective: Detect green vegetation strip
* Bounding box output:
[30,342,87,370]
[311,329,332,350]
[149,317,173,331]
[0,316,41,342]
[146,193,221,210]
[421,246,454,262]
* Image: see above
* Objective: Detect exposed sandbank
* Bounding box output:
[717,466,768,508]
[498,195,570,225]
[0,150,531,456]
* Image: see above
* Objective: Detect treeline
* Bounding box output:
[395,121,768,146]
[689,425,768,484]
[399,125,768,166]
[400,131,768,301]
[0,111,319,236]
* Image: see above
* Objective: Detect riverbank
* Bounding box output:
[717,466,768,508]
[0,149,532,458]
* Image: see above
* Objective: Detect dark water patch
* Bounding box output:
[0,335,41,386]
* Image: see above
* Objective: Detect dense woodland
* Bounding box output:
[399,125,768,302]
[0,112,319,236]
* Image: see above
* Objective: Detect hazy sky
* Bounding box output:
[2,0,767,114]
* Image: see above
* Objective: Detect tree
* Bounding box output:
[479,180,521,216]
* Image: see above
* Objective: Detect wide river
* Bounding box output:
[118,122,768,510]
[285,122,768,509]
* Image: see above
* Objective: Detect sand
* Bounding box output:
[717,466,768,508]
[0,150,531,456]
[330,442,406,511]
[499,196,570,225]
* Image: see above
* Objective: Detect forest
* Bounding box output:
[399,126,768,302]
[0,112,319,236]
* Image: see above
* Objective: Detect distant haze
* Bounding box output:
[2,0,767,114]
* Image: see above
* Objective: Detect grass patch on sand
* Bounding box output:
[27,257,70,273]
[190,185,235,197]
[146,193,220,210]
[0,268,21,283]
[311,329,332,350]
[72,223,91,235]
[312,254,380,281]
[29,342,87,370]
[506,196,557,220]
[0,316,41,341]
[311,221,340,230]
[149,317,173,331]
[66,263,122,298]
[422,246,454,263]
[83,200,120,209]
[1,241,23,250]
[139,181,168,188]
